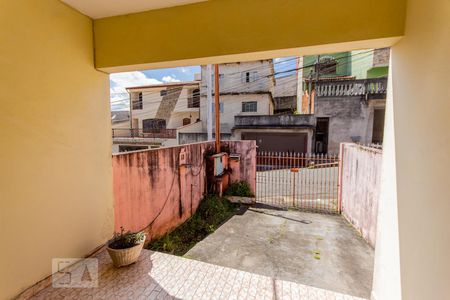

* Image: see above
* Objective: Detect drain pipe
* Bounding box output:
[214,64,221,153]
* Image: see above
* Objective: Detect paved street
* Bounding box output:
[256,167,339,212]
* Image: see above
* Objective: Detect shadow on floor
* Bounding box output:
[185,206,374,299]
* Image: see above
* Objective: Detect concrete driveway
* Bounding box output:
[185,205,374,299]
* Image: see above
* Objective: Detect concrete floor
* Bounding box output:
[185,206,374,299]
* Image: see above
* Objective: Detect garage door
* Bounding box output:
[242,132,307,152]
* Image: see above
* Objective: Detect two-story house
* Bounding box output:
[200,60,275,133]
[233,48,389,153]
[178,60,276,144]
[303,48,389,153]
[111,80,200,152]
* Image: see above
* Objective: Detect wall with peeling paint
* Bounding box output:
[112,140,256,239]
[340,143,382,247]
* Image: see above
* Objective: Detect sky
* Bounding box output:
[110,66,200,111]
[110,58,297,111]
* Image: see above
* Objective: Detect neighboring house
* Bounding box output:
[179,60,276,144]
[273,74,298,114]
[111,81,200,153]
[111,111,130,129]
[114,49,388,154]
[200,60,275,133]
[305,48,389,153]
[129,81,200,131]
[234,48,389,153]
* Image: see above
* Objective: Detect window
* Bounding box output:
[188,88,200,108]
[212,102,224,114]
[182,118,191,126]
[318,57,337,75]
[142,118,166,133]
[242,101,257,112]
[242,71,258,83]
[160,90,167,96]
[132,92,143,110]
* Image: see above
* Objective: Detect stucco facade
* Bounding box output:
[129,81,200,130]
[200,60,275,134]
[315,97,386,153]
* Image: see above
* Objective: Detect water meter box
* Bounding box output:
[211,152,229,176]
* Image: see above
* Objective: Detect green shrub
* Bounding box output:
[147,194,238,256]
[224,181,254,197]
[108,227,145,249]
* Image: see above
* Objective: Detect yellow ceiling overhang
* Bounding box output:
[92,0,407,72]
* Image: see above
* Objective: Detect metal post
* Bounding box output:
[214,64,221,153]
[308,72,312,114]
[296,56,303,114]
[206,64,213,140]
[337,143,344,214]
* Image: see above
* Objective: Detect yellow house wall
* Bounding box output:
[0,1,113,299]
[373,0,450,299]
[391,0,450,298]
[93,0,406,72]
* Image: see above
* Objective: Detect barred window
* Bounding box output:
[132,92,143,110]
[188,89,200,108]
[242,101,257,112]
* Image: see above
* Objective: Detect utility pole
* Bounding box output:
[308,70,313,114]
[214,64,221,153]
[314,55,320,114]
[206,64,213,140]
[296,56,304,114]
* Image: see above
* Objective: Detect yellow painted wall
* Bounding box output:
[0,1,113,299]
[94,0,406,72]
[373,0,450,299]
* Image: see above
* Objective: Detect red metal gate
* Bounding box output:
[256,151,340,213]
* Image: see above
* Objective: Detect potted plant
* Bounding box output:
[106,227,146,267]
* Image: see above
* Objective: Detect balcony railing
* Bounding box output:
[316,77,387,98]
[112,128,177,139]
[234,114,315,128]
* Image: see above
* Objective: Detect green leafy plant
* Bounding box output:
[108,227,145,250]
[147,194,238,255]
[224,181,254,197]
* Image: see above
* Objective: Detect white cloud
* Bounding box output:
[162,75,181,83]
[110,71,161,94]
[109,71,162,109]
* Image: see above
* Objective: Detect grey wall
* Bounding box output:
[315,97,385,153]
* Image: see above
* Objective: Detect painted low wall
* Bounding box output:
[340,143,382,247]
[112,140,256,240]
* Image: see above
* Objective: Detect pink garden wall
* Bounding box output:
[112,140,256,240]
[340,143,382,247]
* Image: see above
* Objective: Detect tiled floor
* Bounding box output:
[30,249,366,300]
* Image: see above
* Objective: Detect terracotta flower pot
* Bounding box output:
[106,242,144,267]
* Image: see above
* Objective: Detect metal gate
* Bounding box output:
[256,151,340,213]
